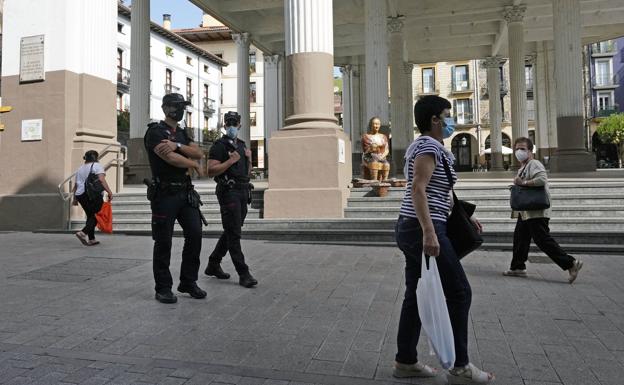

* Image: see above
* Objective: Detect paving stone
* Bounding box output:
[340,350,379,379]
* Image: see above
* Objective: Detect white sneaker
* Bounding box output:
[75,231,89,246]
[392,361,438,378]
[568,259,583,284]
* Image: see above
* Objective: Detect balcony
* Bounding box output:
[454,112,474,126]
[592,41,616,57]
[164,84,180,94]
[203,97,216,115]
[451,80,473,94]
[593,74,619,89]
[116,66,130,92]
[594,105,618,118]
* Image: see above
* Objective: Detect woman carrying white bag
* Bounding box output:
[393,95,494,384]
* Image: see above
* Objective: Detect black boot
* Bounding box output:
[155,289,177,304]
[205,263,231,279]
[239,272,258,288]
[177,282,207,299]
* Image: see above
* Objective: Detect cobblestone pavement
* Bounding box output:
[1,232,623,385]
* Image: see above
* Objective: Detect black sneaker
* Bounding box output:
[155,290,177,304]
[177,282,207,299]
[239,272,258,288]
[204,264,231,279]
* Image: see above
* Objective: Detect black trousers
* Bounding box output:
[150,190,202,292]
[511,217,575,271]
[208,186,249,275]
[76,193,102,240]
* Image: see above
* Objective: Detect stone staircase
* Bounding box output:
[70,180,624,253]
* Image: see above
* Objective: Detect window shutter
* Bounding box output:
[453,99,457,120]
[451,66,456,91]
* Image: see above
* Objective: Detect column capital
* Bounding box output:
[524,53,537,65]
[340,65,352,76]
[264,54,281,67]
[503,5,526,24]
[402,62,414,75]
[481,55,506,69]
[387,16,405,34]
[232,32,250,46]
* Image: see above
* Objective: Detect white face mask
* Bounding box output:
[515,149,529,162]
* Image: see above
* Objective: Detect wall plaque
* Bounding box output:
[20,35,45,83]
[21,119,43,141]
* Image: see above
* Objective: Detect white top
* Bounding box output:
[74,162,105,196]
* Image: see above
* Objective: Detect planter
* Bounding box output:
[372,183,391,197]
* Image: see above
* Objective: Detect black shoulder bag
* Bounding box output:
[441,156,483,259]
[85,163,105,201]
[509,161,550,211]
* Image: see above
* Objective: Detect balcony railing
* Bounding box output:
[594,105,618,118]
[117,66,130,88]
[480,84,508,99]
[451,80,472,93]
[164,84,180,94]
[593,74,618,88]
[454,112,474,125]
[203,97,216,114]
[592,41,616,55]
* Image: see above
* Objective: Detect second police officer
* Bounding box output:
[144,93,207,303]
[204,111,258,288]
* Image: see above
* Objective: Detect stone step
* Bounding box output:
[72,216,624,232]
[111,208,262,220]
[116,190,265,202]
[344,205,624,218]
[347,194,624,207]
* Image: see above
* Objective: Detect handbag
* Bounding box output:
[509,162,550,210]
[441,156,483,259]
[85,163,105,201]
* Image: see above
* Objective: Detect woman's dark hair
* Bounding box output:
[414,95,452,133]
[513,137,534,151]
[83,150,99,163]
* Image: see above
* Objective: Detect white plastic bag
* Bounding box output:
[416,252,455,369]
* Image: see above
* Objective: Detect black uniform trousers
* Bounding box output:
[208,185,249,275]
[76,193,103,240]
[511,217,575,271]
[151,189,202,292]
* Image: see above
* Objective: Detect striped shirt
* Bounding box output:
[399,136,457,222]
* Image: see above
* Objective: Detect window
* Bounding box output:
[165,69,172,93]
[186,56,193,66]
[452,65,469,91]
[185,111,193,128]
[595,59,612,86]
[165,46,174,57]
[250,82,257,103]
[422,68,435,93]
[525,65,533,91]
[117,49,123,80]
[204,115,209,129]
[117,23,124,33]
[220,83,223,104]
[215,53,223,73]
[527,99,535,121]
[249,51,256,74]
[204,64,209,73]
[116,92,123,111]
[598,91,613,110]
[186,78,193,102]
[453,98,473,124]
[203,84,209,99]
[250,112,257,127]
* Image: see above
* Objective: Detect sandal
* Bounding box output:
[568,259,583,284]
[87,240,100,246]
[393,361,438,378]
[503,269,527,277]
[75,231,89,246]
[447,363,494,384]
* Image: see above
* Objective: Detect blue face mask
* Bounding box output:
[226,126,238,139]
[442,117,455,139]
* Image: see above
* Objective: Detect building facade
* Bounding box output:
[175,15,266,169]
[116,4,225,146]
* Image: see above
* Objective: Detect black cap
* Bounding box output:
[162,93,191,107]
[224,111,241,124]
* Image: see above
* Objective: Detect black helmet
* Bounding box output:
[162,93,191,107]
[224,111,241,126]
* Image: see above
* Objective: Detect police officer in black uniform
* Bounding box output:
[144,93,207,303]
[204,111,258,288]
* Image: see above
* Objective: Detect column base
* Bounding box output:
[352,152,363,177]
[549,151,595,173]
[125,138,152,184]
[490,152,505,171]
[391,148,406,178]
[264,126,352,219]
[0,193,67,231]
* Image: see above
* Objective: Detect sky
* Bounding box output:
[124,0,343,77]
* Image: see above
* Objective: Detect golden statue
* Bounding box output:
[361,117,390,181]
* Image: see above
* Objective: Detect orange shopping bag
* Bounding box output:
[95,201,113,233]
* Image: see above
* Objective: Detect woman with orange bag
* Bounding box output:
[72,150,113,246]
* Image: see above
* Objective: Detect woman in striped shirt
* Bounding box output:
[393,96,494,384]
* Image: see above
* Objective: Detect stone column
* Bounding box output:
[263,54,280,166]
[392,62,414,176]
[351,63,363,174]
[233,33,251,148]
[549,0,595,171]
[504,4,528,148]
[126,0,151,183]
[403,62,414,141]
[264,0,352,219]
[340,65,353,139]
[482,56,506,171]
[535,42,550,160]
[388,16,408,176]
[365,0,389,126]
